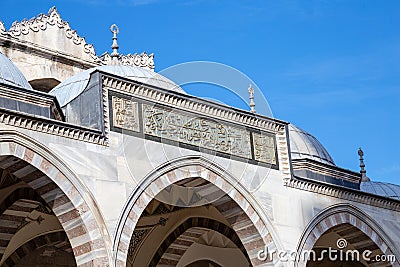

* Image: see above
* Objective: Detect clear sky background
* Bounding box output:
[1,0,399,184]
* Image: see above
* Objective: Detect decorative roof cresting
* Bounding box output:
[100,23,155,71]
[0,7,98,61]
[0,7,155,70]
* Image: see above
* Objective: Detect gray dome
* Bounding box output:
[360,181,400,201]
[0,52,32,90]
[49,65,185,107]
[289,124,335,165]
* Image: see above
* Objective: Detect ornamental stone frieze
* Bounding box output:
[106,80,281,168]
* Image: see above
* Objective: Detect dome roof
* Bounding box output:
[360,181,400,201]
[288,124,335,165]
[49,65,185,107]
[0,52,32,90]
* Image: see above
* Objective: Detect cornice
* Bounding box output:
[102,74,287,134]
[0,108,107,146]
[285,177,400,212]
[100,52,155,70]
[292,159,361,184]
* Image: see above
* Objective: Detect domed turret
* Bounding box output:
[0,52,32,90]
[361,181,400,201]
[288,124,335,165]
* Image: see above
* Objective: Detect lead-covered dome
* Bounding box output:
[49,65,185,107]
[289,124,335,165]
[360,181,400,201]
[0,52,32,90]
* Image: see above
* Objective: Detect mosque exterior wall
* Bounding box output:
[0,84,399,266]
[0,7,399,267]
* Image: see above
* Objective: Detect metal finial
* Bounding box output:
[248,84,256,114]
[358,147,370,182]
[110,24,119,59]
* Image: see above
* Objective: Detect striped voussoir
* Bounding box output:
[300,207,400,267]
[212,195,271,266]
[2,231,72,267]
[157,227,209,267]
[117,165,276,267]
[0,142,109,267]
[152,217,249,267]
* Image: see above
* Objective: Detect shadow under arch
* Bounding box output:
[151,217,250,266]
[114,155,282,267]
[0,130,111,266]
[3,230,74,266]
[295,203,400,267]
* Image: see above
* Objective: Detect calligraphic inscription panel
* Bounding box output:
[252,132,276,165]
[143,104,252,159]
[112,96,139,132]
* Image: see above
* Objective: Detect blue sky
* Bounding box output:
[1,0,399,184]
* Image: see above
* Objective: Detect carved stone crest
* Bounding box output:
[252,132,276,164]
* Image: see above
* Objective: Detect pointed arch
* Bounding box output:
[114,155,281,266]
[0,131,111,266]
[296,204,400,267]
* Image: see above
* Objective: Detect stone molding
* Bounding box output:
[285,177,400,212]
[0,108,107,145]
[292,159,361,184]
[103,75,287,134]
[0,85,64,121]
[295,204,400,267]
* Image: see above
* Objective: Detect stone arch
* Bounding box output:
[153,217,249,267]
[3,231,73,266]
[115,155,280,267]
[0,187,48,260]
[0,131,111,266]
[296,204,400,267]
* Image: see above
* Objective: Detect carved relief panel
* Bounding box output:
[142,104,252,159]
[109,93,278,168]
[252,132,276,165]
[112,96,139,132]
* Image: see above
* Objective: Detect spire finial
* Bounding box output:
[248,84,256,114]
[110,24,119,61]
[358,147,370,182]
